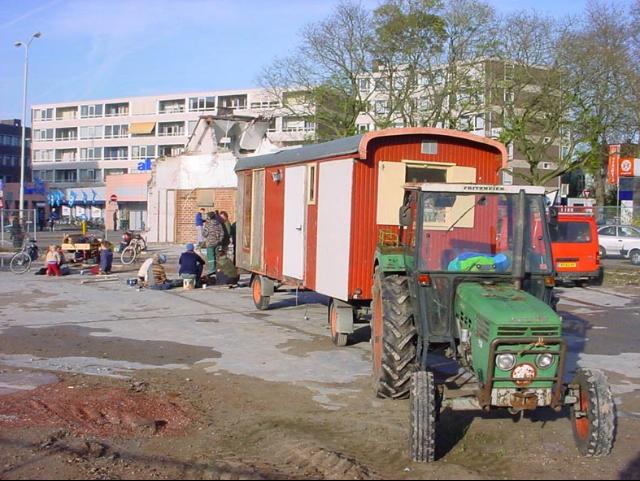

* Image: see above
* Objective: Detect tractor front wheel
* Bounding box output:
[571,368,615,457]
[371,267,417,399]
[410,371,437,463]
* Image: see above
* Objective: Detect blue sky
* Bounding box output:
[0,0,629,121]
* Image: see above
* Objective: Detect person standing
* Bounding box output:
[45,245,62,277]
[99,241,113,275]
[203,211,224,275]
[195,208,205,246]
[9,216,23,249]
[113,208,119,232]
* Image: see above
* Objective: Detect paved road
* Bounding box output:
[0,271,638,479]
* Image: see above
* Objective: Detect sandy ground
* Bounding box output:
[0,255,638,480]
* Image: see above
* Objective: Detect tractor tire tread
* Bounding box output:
[373,271,417,400]
[410,371,436,463]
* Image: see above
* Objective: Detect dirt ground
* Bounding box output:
[0,259,639,480]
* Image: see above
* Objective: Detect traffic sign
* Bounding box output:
[110,194,118,202]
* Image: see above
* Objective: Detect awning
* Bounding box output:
[129,122,156,135]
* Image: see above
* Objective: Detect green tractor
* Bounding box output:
[371,183,615,463]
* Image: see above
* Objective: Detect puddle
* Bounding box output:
[0,371,59,395]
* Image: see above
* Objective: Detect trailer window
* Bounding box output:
[307,164,317,204]
[406,166,447,183]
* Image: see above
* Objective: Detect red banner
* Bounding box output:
[608,145,621,185]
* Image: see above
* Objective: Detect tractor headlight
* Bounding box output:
[536,353,555,369]
[496,354,517,371]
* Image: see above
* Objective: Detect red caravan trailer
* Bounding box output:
[234,128,507,336]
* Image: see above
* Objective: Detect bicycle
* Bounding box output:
[120,237,145,265]
[10,238,39,274]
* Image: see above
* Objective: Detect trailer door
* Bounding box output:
[283,166,306,280]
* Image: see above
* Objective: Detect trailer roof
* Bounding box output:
[235,134,362,171]
[235,128,508,171]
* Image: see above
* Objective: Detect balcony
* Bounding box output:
[158,130,185,137]
[56,107,78,121]
[159,99,186,115]
[55,135,78,142]
[105,102,130,117]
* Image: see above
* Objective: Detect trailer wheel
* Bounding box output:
[251,275,271,311]
[410,371,437,463]
[371,267,417,399]
[328,300,349,347]
[571,368,616,457]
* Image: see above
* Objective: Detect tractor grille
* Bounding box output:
[477,316,490,340]
[497,326,561,337]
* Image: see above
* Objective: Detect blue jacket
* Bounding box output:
[195,212,204,227]
[179,251,205,275]
[100,249,113,273]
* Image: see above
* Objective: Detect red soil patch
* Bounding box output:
[0,381,193,437]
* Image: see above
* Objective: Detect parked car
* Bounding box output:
[550,210,603,285]
[597,225,640,265]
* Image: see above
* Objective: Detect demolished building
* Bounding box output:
[147,114,280,244]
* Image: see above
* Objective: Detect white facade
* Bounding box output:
[30,88,315,190]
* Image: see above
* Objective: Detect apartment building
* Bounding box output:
[0,119,30,185]
[30,88,316,192]
[353,59,563,188]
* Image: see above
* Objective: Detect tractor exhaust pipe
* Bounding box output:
[512,189,527,289]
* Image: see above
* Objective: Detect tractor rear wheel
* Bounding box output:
[251,275,271,311]
[410,371,437,463]
[371,267,417,399]
[571,368,615,457]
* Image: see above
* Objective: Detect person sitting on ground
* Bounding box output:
[145,254,181,290]
[99,241,113,275]
[138,256,154,285]
[45,245,62,277]
[179,243,205,287]
[215,250,240,286]
[55,245,71,276]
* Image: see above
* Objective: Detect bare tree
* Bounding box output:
[557,1,637,202]
[257,1,373,141]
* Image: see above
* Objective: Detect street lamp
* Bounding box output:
[14,31,41,221]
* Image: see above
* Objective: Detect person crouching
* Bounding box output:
[179,243,205,287]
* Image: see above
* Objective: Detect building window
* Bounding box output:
[34,149,54,162]
[35,170,54,182]
[158,122,185,137]
[79,169,103,182]
[104,168,128,177]
[188,96,215,112]
[34,108,53,121]
[268,118,277,132]
[104,147,128,160]
[219,95,247,110]
[358,78,371,92]
[55,169,77,183]
[159,99,186,114]
[80,104,103,119]
[105,103,129,117]
[80,147,102,161]
[475,114,485,131]
[158,144,184,157]
[374,100,389,115]
[55,149,78,162]
[104,124,128,139]
[34,129,54,142]
[249,100,279,109]
[188,120,198,136]
[79,126,103,140]
[132,145,155,160]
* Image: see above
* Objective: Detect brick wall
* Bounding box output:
[175,188,237,244]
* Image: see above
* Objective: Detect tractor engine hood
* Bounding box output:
[455,283,561,339]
